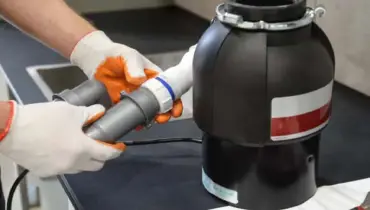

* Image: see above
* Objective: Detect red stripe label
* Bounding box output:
[270,81,333,141]
[271,102,331,138]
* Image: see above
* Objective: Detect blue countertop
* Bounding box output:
[1,6,370,210]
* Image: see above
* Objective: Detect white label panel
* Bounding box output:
[202,168,238,204]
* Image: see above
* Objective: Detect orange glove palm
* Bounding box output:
[95,56,183,124]
[70,30,183,124]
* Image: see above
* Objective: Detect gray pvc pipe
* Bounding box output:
[53,79,160,143]
[52,79,112,108]
[84,87,160,142]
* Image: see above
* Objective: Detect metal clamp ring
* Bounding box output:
[216,3,326,31]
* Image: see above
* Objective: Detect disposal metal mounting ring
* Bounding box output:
[216,3,326,31]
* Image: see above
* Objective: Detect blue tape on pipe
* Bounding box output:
[155,77,175,101]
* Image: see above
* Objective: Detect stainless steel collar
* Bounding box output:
[216,3,326,31]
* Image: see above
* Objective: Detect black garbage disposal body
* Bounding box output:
[193,0,335,209]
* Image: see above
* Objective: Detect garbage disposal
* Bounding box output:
[193,0,335,209]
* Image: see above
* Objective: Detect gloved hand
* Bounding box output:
[0,101,125,177]
[70,30,183,123]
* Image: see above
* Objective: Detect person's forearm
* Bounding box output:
[0,0,96,57]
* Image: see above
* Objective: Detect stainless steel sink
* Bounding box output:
[27,63,88,101]
[26,50,193,119]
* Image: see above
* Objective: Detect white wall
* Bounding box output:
[316,0,370,96]
[66,0,172,13]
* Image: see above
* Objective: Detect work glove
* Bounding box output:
[70,30,183,124]
[0,101,125,178]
